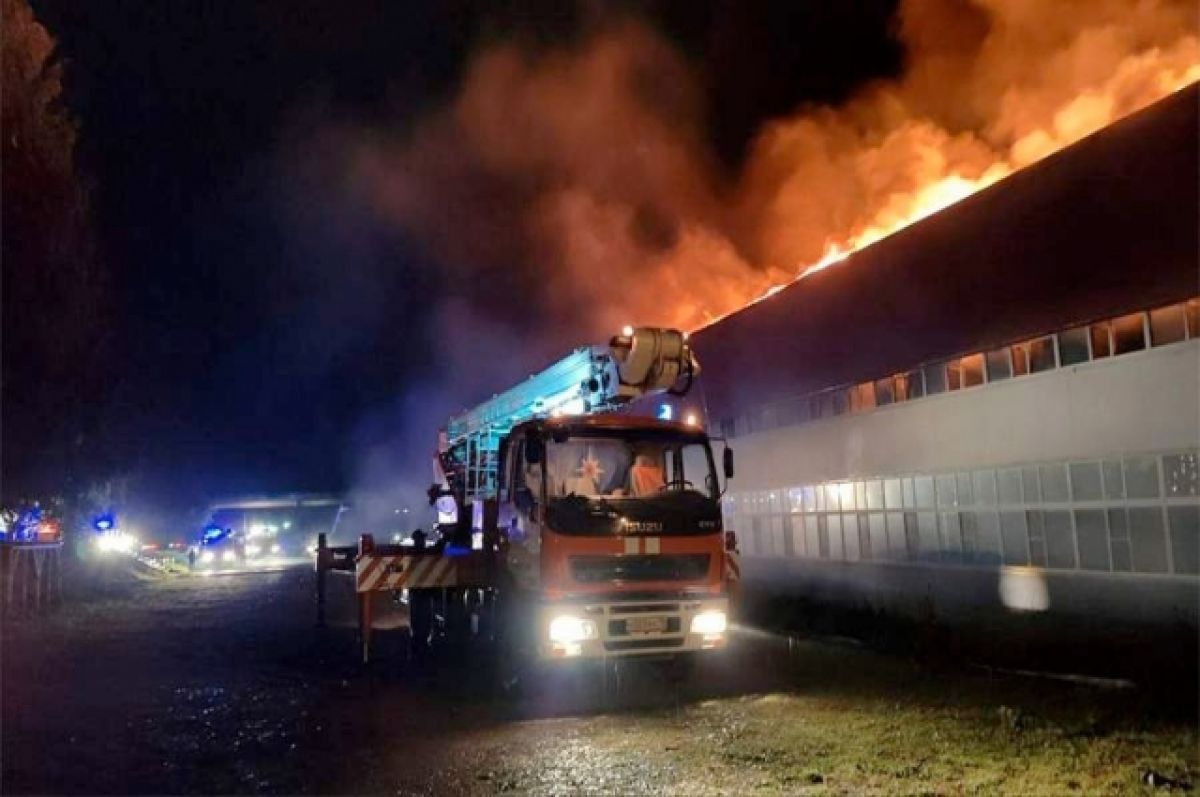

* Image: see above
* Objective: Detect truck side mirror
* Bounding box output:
[723,447,735,479]
[725,530,739,552]
[514,486,534,514]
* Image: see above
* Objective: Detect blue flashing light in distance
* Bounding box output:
[202,524,226,542]
[657,403,673,421]
[93,515,114,532]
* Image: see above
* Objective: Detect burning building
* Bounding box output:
[688,84,1198,625]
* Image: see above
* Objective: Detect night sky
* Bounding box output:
[8,1,900,512]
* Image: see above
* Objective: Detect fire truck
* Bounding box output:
[322,327,738,669]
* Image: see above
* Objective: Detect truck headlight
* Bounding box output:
[548,615,598,644]
[690,610,727,635]
[200,550,215,564]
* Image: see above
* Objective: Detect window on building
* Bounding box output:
[1090,321,1112,358]
[1149,304,1187,346]
[827,514,843,559]
[1043,510,1076,568]
[960,512,980,560]
[866,480,884,510]
[1039,463,1070,502]
[1102,459,1124,499]
[941,512,963,560]
[1027,511,1047,566]
[961,353,985,387]
[946,360,962,391]
[1163,453,1200,497]
[914,476,935,507]
[1075,510,1110,571]
[1124,457,1160,498]
[1111,312,1146,354]
[917,513,938,557]
[1028,336,1056,372]
[1129,507,1168,573]
[1058,326,1090,365]
[985,348,1012,381]
[1069,462,1103,501]
[886,512,907,559]
[1187,298,1200,338]
[956,472,975,505]
[843,514,861,561]
[997,469,1022,504]
[868,514,887,560]
[936,474,957,506]
[1108,508,1131,571]
[924,363,947,395]
[1168,506,1199,575]
[1010,342,1030,376]
[1000,511,1029,565]
[896,370,923,400]
[875,377,895,406]
[973,470,997,505]
[832,389,850,416]
[1021,466,1041,502]
[849,382,875,413]
[884,478,903,509]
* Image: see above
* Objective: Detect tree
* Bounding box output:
[1,0,108,500]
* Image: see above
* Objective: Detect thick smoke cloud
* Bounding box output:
[344,0,1196,336]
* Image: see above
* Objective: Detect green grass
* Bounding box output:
[473,641,1197,795]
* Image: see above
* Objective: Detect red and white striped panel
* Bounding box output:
[355,554,459,593]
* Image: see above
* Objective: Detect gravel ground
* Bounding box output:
[2,563,1195,795]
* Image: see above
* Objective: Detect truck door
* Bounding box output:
[504,434,542,592]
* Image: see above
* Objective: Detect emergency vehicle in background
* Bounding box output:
[439,326,737,662]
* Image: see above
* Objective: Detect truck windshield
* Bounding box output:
[544,435,716,500]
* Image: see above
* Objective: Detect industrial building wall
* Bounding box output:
[722,330,1199,625]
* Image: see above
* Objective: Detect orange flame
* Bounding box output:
[695,66,1199,332]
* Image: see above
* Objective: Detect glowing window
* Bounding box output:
[1186,298,1200,338]
[945,360,962,391]
[1111,312,1146,354]
[1028,337,1055,372]
[1010,342,1030,376]
[875,377,895,406]
[1149,304,1187,346]
[960,354,984,387]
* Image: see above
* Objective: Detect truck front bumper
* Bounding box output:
[536,596,729,660]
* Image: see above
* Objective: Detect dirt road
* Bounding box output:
[3,566,1195,794]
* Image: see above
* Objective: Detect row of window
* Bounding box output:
[736,504,1199,576]
[724,452,1200,576]
[728,453,1200,516]
[720,297,1200,439]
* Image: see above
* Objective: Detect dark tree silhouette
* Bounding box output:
[2,0,107,500]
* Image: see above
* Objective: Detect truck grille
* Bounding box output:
[569,554,710,583]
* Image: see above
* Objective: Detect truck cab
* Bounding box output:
[497,414,731,659]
